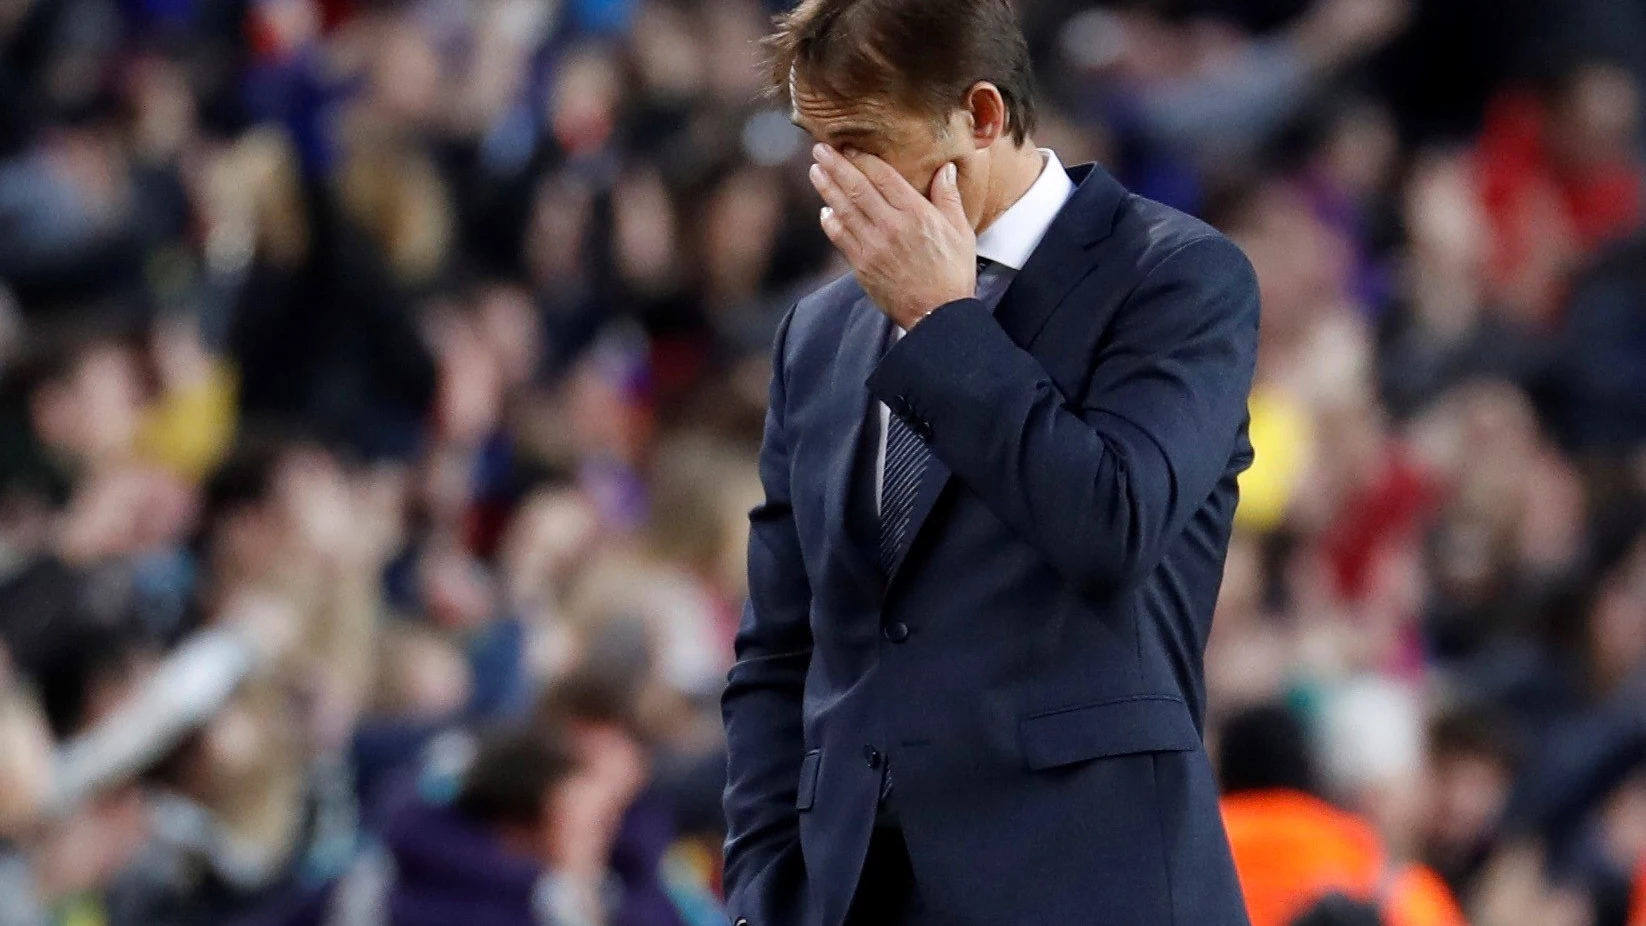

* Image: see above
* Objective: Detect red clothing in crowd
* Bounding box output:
[1318,446,1438,605]
[1476,90,1643,322]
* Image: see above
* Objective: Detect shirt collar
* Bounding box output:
[974,149,1075,271]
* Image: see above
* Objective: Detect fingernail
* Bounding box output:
[944,162,957,184]
[820,206,833,222]
[809,163,825,185]
[813,143,832,163]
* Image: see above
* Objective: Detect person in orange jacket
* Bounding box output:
[1218,700,1468,926]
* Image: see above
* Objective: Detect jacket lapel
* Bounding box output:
[882,162,1130,585]
[994,162,1126,349]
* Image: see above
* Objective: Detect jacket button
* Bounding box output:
[735,920,749,926]
[864,746,882,769]
[883,622,910,643]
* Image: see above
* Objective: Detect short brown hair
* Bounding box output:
[454,724,577,828]
[768,0,1038,145]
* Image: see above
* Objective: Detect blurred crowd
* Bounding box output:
[0,0,1644,925]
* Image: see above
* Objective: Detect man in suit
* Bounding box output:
[721,1,1260,924]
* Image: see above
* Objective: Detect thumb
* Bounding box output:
[930,161,967,231]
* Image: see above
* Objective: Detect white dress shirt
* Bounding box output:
[874,149,1077,512]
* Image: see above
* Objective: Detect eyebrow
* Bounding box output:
[788,116,880,145]
[829,126,878,141]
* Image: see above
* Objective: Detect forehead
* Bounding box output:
[787,72,928,148]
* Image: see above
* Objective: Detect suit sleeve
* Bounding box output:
[720,307,813,924]
[866,235,1259,599]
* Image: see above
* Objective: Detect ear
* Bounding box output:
[963,81,1009,150]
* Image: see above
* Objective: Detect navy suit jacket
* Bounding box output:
[722,162,1259,926]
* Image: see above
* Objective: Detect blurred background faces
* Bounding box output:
[0,0,1645,925]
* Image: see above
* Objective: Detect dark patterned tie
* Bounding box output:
[877,409,929,575]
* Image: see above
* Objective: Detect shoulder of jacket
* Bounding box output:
[1109,194,1247,281]
[780,270,863,351]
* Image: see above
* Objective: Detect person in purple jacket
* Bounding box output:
[382,724,621,926]
[380,696,726,926]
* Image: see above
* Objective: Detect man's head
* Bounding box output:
[770,0,1038,230]
[1217,702,1321,797]
[2,319,143,470]
[453,724,578,839]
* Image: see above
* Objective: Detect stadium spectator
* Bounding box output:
[380,723,612,926]
[1219,701,1467,926]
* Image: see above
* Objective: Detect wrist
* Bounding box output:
[902,294,969,330]
[901,306,935,330]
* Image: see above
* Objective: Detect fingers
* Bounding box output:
[928,161,969,233]
[810,144,894,229]
[848,151,925,211]
[818,204,861,259]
